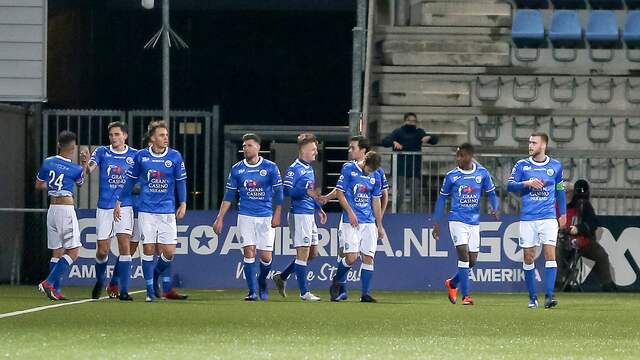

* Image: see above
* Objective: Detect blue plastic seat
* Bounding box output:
[512,10,546,61]
[586,11,619,45]
[550,0,586,9]
[514,0,549,9]
[624,11,640,61]
[587,0,623,9]
[549,10,583,61]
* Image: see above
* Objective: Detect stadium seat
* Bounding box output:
[514,0,549,9]
[549,0,586,9]
[512,10,546,61]
[624,11,640,61]
[586,10,619,61]
[549,10,583,61]
[587,0,623,9]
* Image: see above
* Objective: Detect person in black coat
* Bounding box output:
[381,113,438,212]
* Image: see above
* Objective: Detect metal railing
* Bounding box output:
[378,148,640,216]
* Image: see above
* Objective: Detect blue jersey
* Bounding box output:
[438,163,496,225]
[508,156,564,221]
[283,159,318,214]
[90,145,137,209]
[37,156,84,197]
[125,147,187,214]
[225,157,283,217]
[336,161,382,224]
[344,161,389,191]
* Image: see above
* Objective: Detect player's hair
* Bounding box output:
[143,133,152,147]
[350,135,371,153]
[242,133,261,144]
[297,133,317,149]
[364,151,381,170]
[530,132,549,144]
[403,112,417,121]
[107,121,128,134]
[148,120,168,136]
[57,131,77,149]
[457,142,474,154]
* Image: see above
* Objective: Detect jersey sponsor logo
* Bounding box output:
[458,185,480,207]
[243,179,267,199]
[351,171,357,177]
[523,166,531,171]
[353,183,370,207]
[147,169,169,192]
[453,176,461,182]
[107,165,125,176]
[142,157,150,162]
[106,165,127,188]
[164,160,173,168]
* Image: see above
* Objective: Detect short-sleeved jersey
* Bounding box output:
[89,145,137,209]
[439,163,496,225]
[225,157,282,217]
[335,161,382,224]
[508,156,564,221]
[343,161,389,191]
[283,159,317,214]
[36,155,84,197]
[125,147,187,214]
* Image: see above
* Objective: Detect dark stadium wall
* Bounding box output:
[47,2,355,127]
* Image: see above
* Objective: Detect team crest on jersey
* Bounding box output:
[164,160,173,168]
[287,171,294,177]
[126,157,134,165]
[259,169,268,177]
[547,168,555,176]
[475,176,482,184]
[369,177,375,185]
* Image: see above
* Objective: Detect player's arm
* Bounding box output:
[174,155,188,220]
[35,163,48,190]
[372,181,385,240]
[483,171,500,220]
[113,153,140,220]
[507,162,542,192]
[432,174,453,240]
[335,167,358,227]
[80,146,99,176]
[214,169,238,235]
[555,166,567,227]
[380,172,389,216]
[271,166,284,228]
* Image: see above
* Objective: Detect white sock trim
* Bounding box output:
[119,255,132,262]
[361,263,374,271]
[295,259,307,266]
[260,259,272,266]
[95,255,108,264]
[244,257,255,264]
[160,253,172,263]
[62,254,73,265]
[141,254,154,262]
[458,261,470,268]
[545,260,557,268]
[50,257,59,263]
[523,262,535,271]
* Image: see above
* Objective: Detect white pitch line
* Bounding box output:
[0,290,146,319]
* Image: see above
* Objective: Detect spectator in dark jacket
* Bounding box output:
[382,113,438,212]
[559,179,616,291]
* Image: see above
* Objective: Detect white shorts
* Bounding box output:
[96,207,134,240]
[519,219,559,248]
[237,214,275,251]
[131,217,141,243]
[138,212,177,245]
[288,213,319,247]
[339,222,378,258]
[47,205,81,250]
[449,221,480,252]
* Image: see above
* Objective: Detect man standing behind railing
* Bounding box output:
[381,112,438,212]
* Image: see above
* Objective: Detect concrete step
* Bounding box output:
[378,78,471,106]
[381,39,510,66]
[414,1,512,27]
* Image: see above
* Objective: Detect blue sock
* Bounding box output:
[46,255,72,285]
[49,258,62,292]
[295,259,309,296]
[142,255,155,296]
[335,258,351,284]
[545,261,558,297]
[258,260,271,290]
[95,255,109,286]
[457,261,470,297]
[450,271,460,289]
[280,259,296,280]
[117,255,131,294]
[360,263,374,296]
[155,254,172,293]
[110,256,121,287]
[243,258,257,295]
[524,263,536,300]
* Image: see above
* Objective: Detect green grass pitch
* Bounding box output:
[1,286,639,359]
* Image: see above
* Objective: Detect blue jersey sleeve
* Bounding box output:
[335,164,350,192]
[74,166,85,186]
[126,152,141,180]
[380,169,389,190]
[439,173,453,196]
[271,164,283,205]
[482,170,496,193]
[223,168,238,202]
[174,153,187,181]
[555,165,567,215]
[89,147,103,167]
[372,173,382,198]
[36,162,48,182]
[507,162,525,192]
